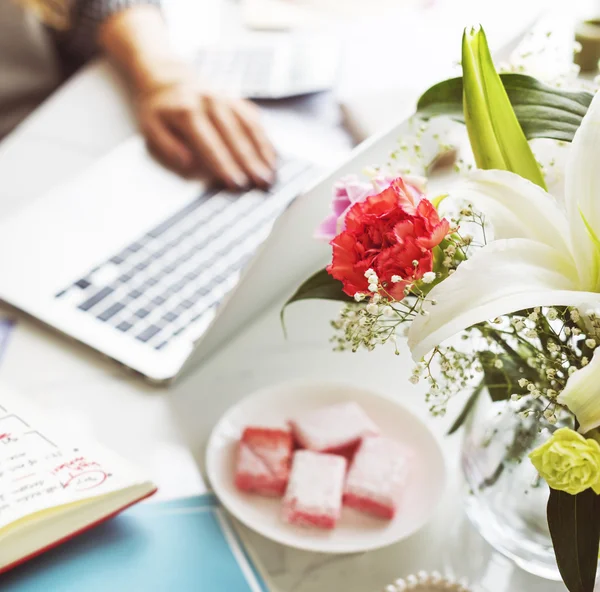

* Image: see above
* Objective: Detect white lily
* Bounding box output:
[557,349,600,434]
[408,90,600,362]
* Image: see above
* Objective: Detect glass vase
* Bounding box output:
[460,392,561,581]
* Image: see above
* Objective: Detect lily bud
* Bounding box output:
[462,25,546,189]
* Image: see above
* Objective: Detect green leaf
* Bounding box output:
[417,73,593,144]
[284,268,353,306]
[447,381,484,435]
[281,268,353,331]
[461,26,546,189]
[547,488,600,592]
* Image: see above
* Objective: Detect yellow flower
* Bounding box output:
[529,428,600,495]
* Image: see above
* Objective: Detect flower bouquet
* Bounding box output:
[285,26,600,592]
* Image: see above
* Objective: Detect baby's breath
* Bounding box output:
[418,306,600,418]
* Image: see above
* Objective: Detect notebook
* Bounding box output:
[2,495,269,592]
[0,386,157,574]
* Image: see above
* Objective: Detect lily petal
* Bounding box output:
[557,349,600,434]
[564,90,600,290]
[451,169,570,252]
[408,238,596,360]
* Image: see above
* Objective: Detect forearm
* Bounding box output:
[97,5,192,96]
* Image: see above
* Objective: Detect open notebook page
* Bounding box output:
[0,386,154,532]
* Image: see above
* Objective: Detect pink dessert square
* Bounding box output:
[343,435,411,520]
[289,402,379,457]
[235,427,293,497]
[282,450,347,529]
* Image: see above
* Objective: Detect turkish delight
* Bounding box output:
[343,435,410,519]
[235,427,293,496]
[289,402,379,457]
[282,450,347,529]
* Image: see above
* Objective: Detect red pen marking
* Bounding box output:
[53,457,107,491]
[62,470,108,491]
[13,473,35,482]
[52,457,95,474]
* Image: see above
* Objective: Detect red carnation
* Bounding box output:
[327,178,450,300]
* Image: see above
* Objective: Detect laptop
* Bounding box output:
[0,137,319,383]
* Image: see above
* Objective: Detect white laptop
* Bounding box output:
[0,138,319,383]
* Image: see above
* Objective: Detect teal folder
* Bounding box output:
[2,494,269,592]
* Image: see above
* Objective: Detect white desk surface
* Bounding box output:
[0,0,568,590]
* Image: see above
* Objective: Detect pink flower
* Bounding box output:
[316,174,425,241]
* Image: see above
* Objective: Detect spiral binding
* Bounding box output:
[384,571,471,592]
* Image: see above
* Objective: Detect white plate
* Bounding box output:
[206,381,446,553]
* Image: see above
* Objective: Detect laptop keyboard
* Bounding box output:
[55,159,312,351]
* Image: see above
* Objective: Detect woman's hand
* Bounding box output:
[98,5,276,189]
[137,82,276,189]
